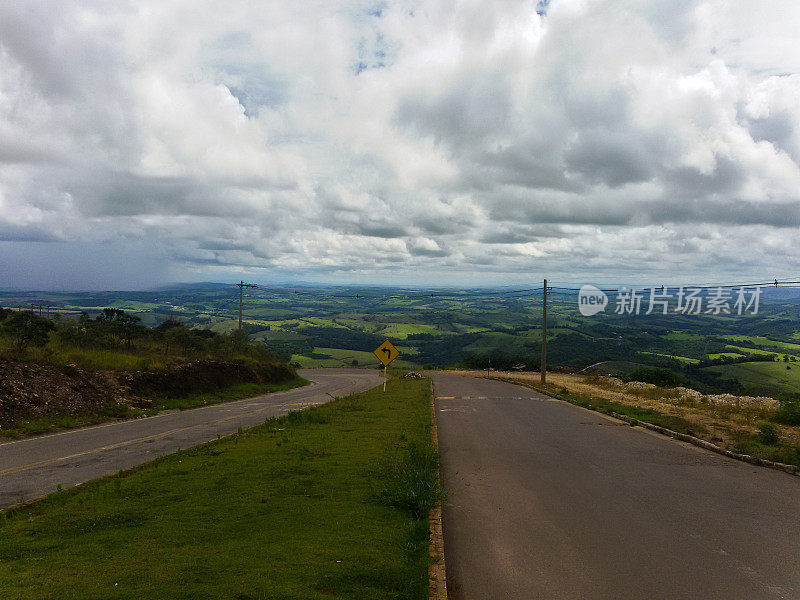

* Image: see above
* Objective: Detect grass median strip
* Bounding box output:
[0,377,439,599]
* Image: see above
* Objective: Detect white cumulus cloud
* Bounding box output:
[1,0,800,288]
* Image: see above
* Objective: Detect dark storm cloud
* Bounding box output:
[563,130,657,187]
[487,194,800,228]
[356,221,408,238]
[0,223,63,243]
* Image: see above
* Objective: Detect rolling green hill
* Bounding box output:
[703,361,800,395]
[5,284,800,395]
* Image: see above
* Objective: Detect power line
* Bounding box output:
[223,277,800,304]
[549,280,800,293]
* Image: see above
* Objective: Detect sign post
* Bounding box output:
[373,339,400,392]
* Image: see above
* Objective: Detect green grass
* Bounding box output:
[556,390,705,436]
[291,347,419,369]
[3,403,143,439]
[722,345,783,358]
[663,333,704,341]
[707,352,745,360]
[721,335,800,352]
[254,330,309,341]
[582,360,649,376]
[0,340,172,371]
[640,351,700,364]
[0,378,436,599]
[296,317,348,329]
[733,434,800,467]
[705,361,800,394]
[375,323,440,339]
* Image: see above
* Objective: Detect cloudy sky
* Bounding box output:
[2,0,800,289]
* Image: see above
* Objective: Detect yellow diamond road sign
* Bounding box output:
[374,339,400,367]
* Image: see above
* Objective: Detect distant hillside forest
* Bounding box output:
[4,284,800,398]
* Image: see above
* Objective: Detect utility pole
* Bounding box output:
[541,279,547,385]
[236,281,257,330]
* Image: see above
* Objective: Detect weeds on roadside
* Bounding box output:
[775,398,800,426]
[285,407,331,425]
[374,439,443,520]
[734,433,800,467]
[543,385,705,436]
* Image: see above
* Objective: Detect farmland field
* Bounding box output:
[4,284,800,397]
[704,361,800,395]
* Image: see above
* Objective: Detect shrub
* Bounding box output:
[757,423,779,445]
[775,398,800,426]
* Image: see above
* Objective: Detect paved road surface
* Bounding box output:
[433,374,800,600]
[0,368,382,509]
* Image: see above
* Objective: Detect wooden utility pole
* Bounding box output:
[236,281,257,329]
[541,279,547,385]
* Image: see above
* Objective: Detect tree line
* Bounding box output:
[0,308,279,364]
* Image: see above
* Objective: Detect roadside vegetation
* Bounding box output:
[0,308,302,438]
[0,306,278,371]
[0,377,438,600]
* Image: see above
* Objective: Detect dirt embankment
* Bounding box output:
[0,359,295,428]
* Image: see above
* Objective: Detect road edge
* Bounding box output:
[428,379,447,600]
[0,371,379,512]
[488,376,800,478]
[0,376,313,444]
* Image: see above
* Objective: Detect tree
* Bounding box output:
[94,308,143,348]
[3,311,55,349]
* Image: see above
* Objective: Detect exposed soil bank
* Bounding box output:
[0,358,296,429]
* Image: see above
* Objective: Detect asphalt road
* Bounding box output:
[432,374,800,600]
[0,368,382,509]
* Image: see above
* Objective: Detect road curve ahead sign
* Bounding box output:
[374,339,400,367]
